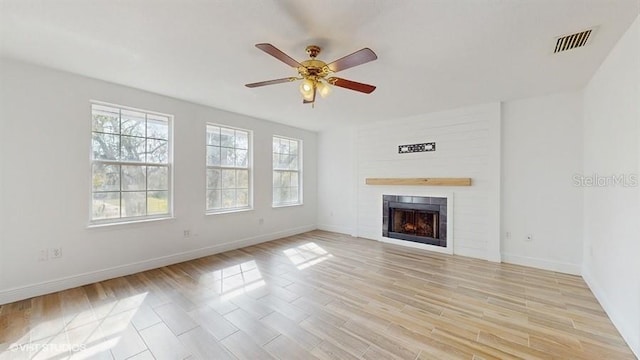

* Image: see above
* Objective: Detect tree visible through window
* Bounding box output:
[91,103,172,223]
[206,125,251,212]
[273,136,302,206]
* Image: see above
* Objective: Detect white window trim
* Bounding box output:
[88,216,175,229]
[206,123,253,214]
[88,100,174,227]
[272,135,303,207]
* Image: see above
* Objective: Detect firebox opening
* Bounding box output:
[391,209,439,238]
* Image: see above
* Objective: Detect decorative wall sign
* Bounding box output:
[398,142,436,154]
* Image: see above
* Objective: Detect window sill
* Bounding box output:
[206,207,253,216]
[272,203,304,209]
[87,216,175,229]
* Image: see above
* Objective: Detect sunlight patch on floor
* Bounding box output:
[284,242,333,270]
[2,292,148,359]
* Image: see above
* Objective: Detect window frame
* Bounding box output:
[89,101,174,226]
[205,123,253,214]
[272,135,303,208]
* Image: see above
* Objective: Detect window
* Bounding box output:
[272,136,302,206]
[90,103,172,224]
[206,125,251,212]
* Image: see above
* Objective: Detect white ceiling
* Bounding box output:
[1,0,638,131]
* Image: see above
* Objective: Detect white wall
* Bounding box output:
[582,15,640,357]
[317,126,357,235]
[0,69,5,295]
[501,92,584,274]
[318,103,502,261]
[0,59,317,304]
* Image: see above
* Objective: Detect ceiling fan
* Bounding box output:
[245,43,378,106]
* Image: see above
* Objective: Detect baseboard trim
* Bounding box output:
[0,225,316,305]
[582,267,640,358]
[316,224,356,237]
[501,253,581,275]
[455,247,491,261]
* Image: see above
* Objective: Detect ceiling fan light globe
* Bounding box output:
[317,81,332,98]
[302,91,315,102]
[299,79,314,95]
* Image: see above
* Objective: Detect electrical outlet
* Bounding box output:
[50,247,62,259]
[38,249,48,262]
[505,231,511,240]
[258,218,264,225]
[183,230,191,238]
[526,234,533,242]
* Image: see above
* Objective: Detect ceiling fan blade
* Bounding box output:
[327,77,376,94]
[255,43,302,68]
[327,48,377,72]
[245,77,297,88]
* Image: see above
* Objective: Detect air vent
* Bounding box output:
[554,29,592,53]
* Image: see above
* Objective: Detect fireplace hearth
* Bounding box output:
[383,195,447,247]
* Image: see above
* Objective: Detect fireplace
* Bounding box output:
[383,195,447,247]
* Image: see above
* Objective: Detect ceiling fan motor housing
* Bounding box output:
[299,59,330,79]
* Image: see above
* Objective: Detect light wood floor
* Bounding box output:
[0,230,635,360]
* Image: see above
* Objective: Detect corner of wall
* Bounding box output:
[489,102,502,263]
[582,266,640,357]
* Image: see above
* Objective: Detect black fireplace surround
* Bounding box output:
[382,195,447,247]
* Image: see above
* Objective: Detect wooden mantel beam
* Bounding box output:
[365,178,472,186]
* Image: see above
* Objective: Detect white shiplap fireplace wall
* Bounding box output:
[356,103,501,261]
